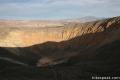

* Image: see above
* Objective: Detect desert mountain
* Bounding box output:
[62,16,101,23]
[0,17,101,47]
[0,16,120,80]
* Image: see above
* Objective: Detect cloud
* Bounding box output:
[0,0,119,19]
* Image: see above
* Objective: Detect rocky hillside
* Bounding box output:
[0,20,85,47]
[0,16,120,80]
[0,17,101,47]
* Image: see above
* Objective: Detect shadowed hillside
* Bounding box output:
[0,16,120,80]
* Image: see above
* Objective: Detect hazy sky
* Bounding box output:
[0,0,120,19]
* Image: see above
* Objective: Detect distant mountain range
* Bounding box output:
[0,16,102,28]
[61,16,102,23]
